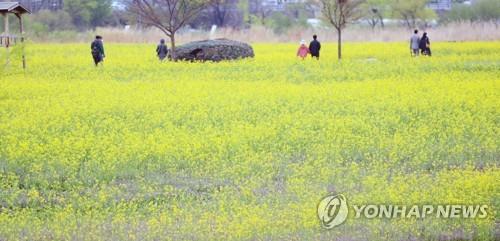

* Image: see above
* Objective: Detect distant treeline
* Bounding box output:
[0,0,498,37]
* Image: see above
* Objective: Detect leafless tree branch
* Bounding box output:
[127,0,209,60]
[319,0,365,59]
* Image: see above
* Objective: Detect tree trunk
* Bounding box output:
[369,19,377,29]
[170,34,176,61]
[213,5,225,27]
[337,28,342,60]
[3,13,9,66]
[17,14,26,69]
[403,15,411,29]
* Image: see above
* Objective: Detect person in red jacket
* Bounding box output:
[297,40,310,60]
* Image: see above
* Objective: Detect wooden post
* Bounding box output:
[0,12,3,36]
[17,13,26,69]
[3,13,8,34]
[3,13,9,66]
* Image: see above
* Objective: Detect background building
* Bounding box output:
[250,0,306,12]
[427,0,452,13]
[15,0,63,12]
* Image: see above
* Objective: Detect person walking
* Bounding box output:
[297,40,310,60]
[410,30,420,57]
[91,35,105,66]
[309,35,321,60]
[156,39,169,61]
[419,32,431,56]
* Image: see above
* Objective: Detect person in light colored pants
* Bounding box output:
[410,29,420,57]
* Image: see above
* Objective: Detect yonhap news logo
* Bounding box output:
[317,194,489,229]
[317,194,349,229]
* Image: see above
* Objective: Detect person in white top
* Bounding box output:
[410,29,421,57]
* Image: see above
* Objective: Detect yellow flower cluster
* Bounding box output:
[0,42,498,240]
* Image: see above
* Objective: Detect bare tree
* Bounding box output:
[209,0,234,27]
[391,0,435,29]
[362,1,387,29]
[361,0,388,29]
[320,0,365,60]
[363,7,386,29]
[249,0,273,25]
[365,8,380,29]
[128,0,209,60]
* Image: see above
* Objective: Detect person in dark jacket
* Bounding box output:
[309,35,321,60]
[419,32,431,56]
[91,35,105,66]
[156,39,169,61]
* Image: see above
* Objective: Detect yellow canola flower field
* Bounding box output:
[0,42,499,240]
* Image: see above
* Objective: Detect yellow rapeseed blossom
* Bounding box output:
[0,42,498,240]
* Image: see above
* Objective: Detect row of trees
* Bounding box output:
[24,0,499,33]
[125,0,365,60]
[14,0,499,60]
[444,0,500,24]
[125,0,499,60]
[24,0,113,34]
[360,0,436,29]
[251,0,498,31]
[246,0,436,31]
